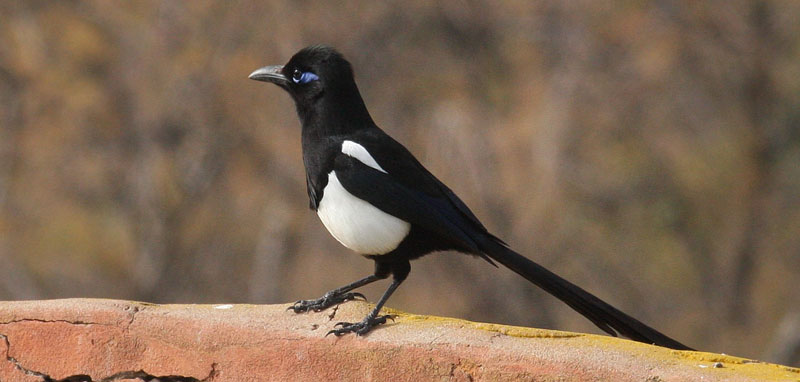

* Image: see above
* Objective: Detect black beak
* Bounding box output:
[249,65,288,87]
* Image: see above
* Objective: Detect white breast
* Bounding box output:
[317,171,410,255]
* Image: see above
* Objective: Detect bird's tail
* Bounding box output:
[479,238,693,350]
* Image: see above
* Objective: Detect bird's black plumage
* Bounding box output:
[249,45,692,350]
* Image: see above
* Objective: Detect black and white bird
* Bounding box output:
[249,45,691,350]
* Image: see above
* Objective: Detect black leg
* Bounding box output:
[288,261,393,313]
[327,260,410,336]
[288,274,381,313]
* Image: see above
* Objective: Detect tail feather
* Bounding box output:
[480,239,693,350]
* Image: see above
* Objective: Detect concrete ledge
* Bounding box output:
[0,299,797,381]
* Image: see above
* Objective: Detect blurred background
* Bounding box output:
[1,0,799,366]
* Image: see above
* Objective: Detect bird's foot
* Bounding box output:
[326,314,395,336]
[288,291,366,313]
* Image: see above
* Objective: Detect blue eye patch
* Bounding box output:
[292,70,319,84]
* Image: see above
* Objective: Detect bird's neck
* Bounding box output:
[298,82,376,139]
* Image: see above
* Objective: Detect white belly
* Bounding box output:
[317,171,411,255]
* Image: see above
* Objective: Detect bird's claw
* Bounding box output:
[326,314,395,337]
[287,292,367,313]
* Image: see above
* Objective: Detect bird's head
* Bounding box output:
[249,45,360,107]
[250,45,374,130]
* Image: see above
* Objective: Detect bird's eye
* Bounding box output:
[292,69,319,84]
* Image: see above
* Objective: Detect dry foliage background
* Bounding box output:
[1,1,799,365]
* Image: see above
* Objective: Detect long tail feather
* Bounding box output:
[480,239,692,350]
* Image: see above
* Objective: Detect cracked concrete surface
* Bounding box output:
[0,335,213,382]
[1,333,51,381]
[3,325,216,382]
[0,299,798,382]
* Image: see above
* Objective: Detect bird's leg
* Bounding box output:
[288,274,382,313]
[327,260,409,336]
[326,277,402,336]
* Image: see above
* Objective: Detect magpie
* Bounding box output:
[249,45,692,350]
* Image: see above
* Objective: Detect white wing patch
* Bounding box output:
[342,140,386,173]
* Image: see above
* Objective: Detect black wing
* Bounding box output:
[347,129,499,239]
[333,153,489,256]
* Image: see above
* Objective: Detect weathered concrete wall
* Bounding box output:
[0,299,797,381]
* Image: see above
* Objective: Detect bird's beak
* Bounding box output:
[248,65,288,87]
